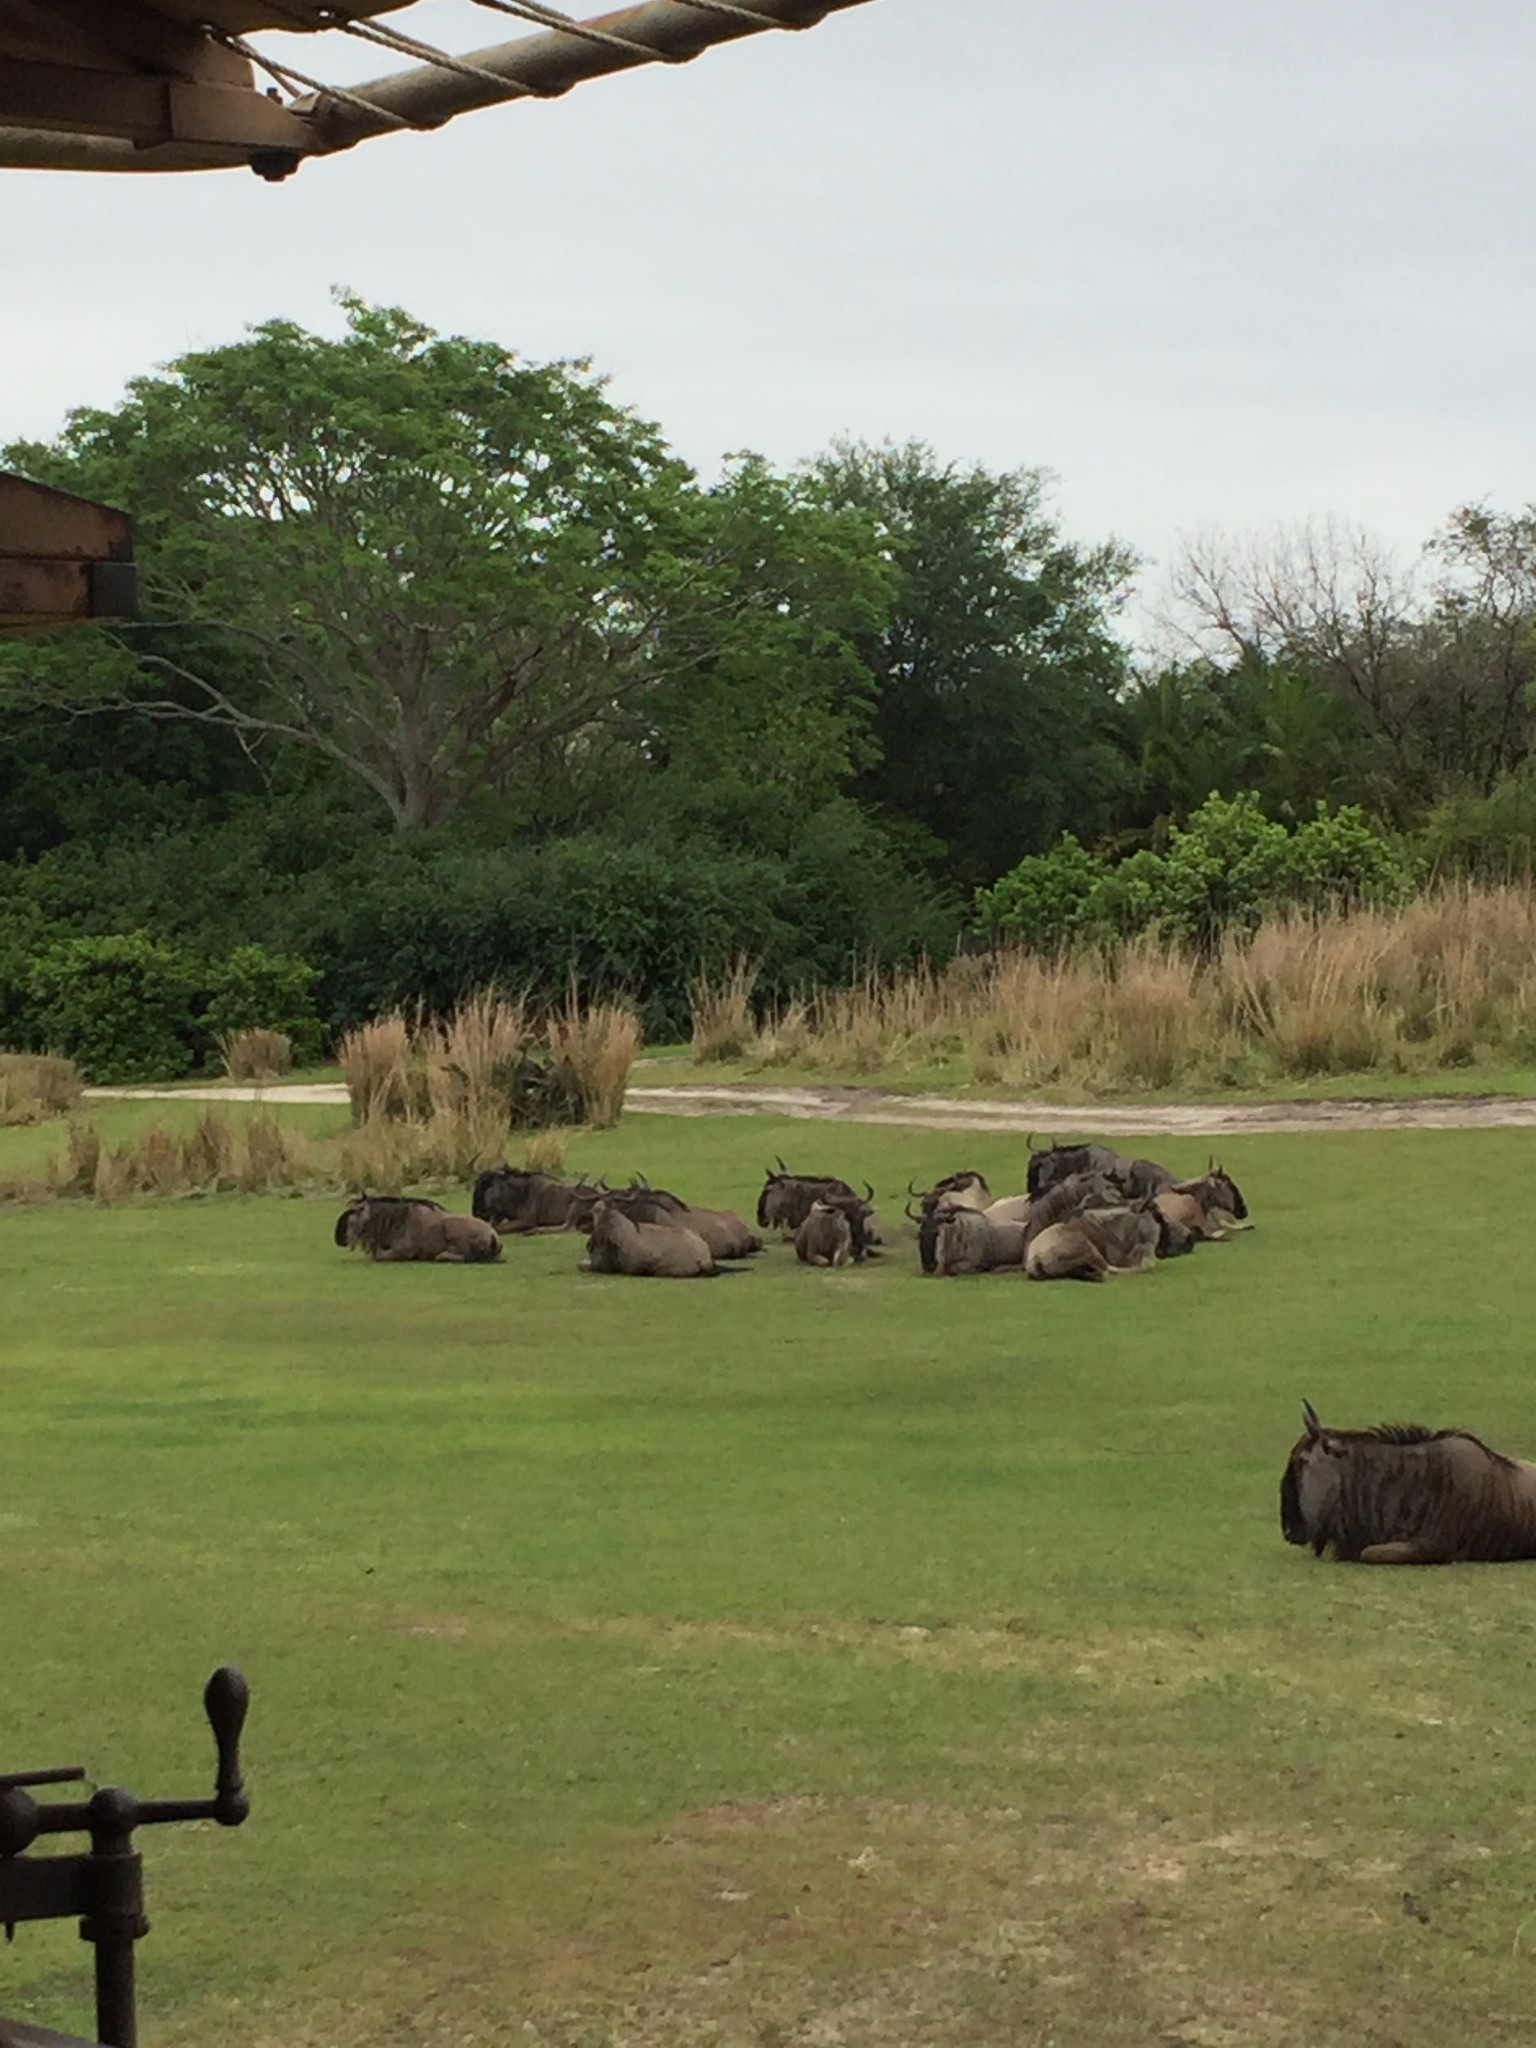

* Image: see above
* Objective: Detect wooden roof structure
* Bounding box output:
[0,0,877,179]
[0,0,876,634]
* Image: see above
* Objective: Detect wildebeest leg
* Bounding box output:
[1359,1541,1452,1565]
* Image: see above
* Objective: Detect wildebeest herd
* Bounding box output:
[332,1141,1530,1569]
[332,1136,1250,1283]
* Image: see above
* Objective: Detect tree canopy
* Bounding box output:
[3,299,884,835]
[813,440,1137,890]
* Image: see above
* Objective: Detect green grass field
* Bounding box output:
[5,1111,1536,2047]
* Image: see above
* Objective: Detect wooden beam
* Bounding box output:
[0,58,313,146]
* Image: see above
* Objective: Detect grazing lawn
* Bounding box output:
[4,1113,1536,2047]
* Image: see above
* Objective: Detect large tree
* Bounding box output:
[811,441,1137,890]
[3,300,883,834]
[1165,513,1536,811]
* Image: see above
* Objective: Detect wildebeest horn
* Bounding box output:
[1027,1132,1042,1152]
[904,1200,922,1223]
[862,1181,874,1201]
[906,1178,921,1199]
[775,1156,788,1174]
[1301,1399,1322,1438]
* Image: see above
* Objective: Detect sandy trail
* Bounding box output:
[85,1080,1536,1137]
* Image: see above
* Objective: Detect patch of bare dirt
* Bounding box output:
[624,1083,1536,1138]
[88,1078,1536,1135]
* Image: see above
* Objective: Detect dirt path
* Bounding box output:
[86,1080,1536,1136]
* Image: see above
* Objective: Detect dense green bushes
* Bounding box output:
[0,808,956,1066]
[974,793,1420,950]
[14,934,321,1082]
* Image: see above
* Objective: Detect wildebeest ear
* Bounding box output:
[1300,1399,1322,1439]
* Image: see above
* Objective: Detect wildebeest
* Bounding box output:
[582,1197,718,1278]
[796,1187,877,1266]
[1186,1162,1249,1222]
[472,1167,602,1234]
[1025,1136,1177,1203]
[795,1199,856,1267]
[1154,1166,1251,1242]
[335,1195,502,1264]
[906,1171,1000,1273]
[1020,1171,1119,1243]
[932,1202,1027,1275]
[1025,1139,1126,1200]
[1024,1194,1174,1281]
[1281,1400,1536,1563]
[757,1161,870,1232]
[590,1181,761,1260]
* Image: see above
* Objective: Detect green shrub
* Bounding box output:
[972,834,1106,949]
[976,794,1415,953]
[26,932,200,1082]
[201,944,323,1065]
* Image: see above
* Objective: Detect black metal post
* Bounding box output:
[82,1791,147,2048]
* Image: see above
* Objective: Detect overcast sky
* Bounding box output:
[6,0,1536,631]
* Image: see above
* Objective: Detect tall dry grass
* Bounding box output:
[546,997,640,1129]
[33,1109,313,1203]
[689,956,759,1063]
[0,1052,83,1125]
[737,884,1536,1092]
[337,990,638,1190]
[218,1028,293,1081]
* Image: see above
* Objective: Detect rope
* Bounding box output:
[466,0,687,59]
[206,28,418,127]
[310,13,539,92]
[670,1,786,22]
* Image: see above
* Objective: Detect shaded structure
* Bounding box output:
[0,471,136,639]
[0,0,877,179]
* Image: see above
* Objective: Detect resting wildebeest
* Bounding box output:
[1025,1136,1178,1202]
[1020,1171,1119,1242]
[1025,1138,1128,1200]
[757,1161,881,1237]
[1023,1191,1182,1281]
[591,1181,761,1260]
[335,1195,502,1264]
[906,1172,999,1273]
[1154,1165,1252,1242]
[581,1197,718,1278]
[1281,1401,1536,1563]
[795,1199,857,1267]
[472,1167,602,1234]
[931,1202,1027,1275]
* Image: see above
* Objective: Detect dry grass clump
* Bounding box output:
[546,997,640,1129]
[0,1052,83,1125]
[753,996,814,1066]
[338,990,634,1179]
[338,1103,508,1191]
[966,955,1099,1089]
[36,1109,313,1203]
[1218,916,1394,1076]
[689,956,759,1063]
[737,884,1536,1091]
[522,1127,568,1174]
[1098,936,1213,1088]
[339,1012,426,1123]
[217,1028,294,1081]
